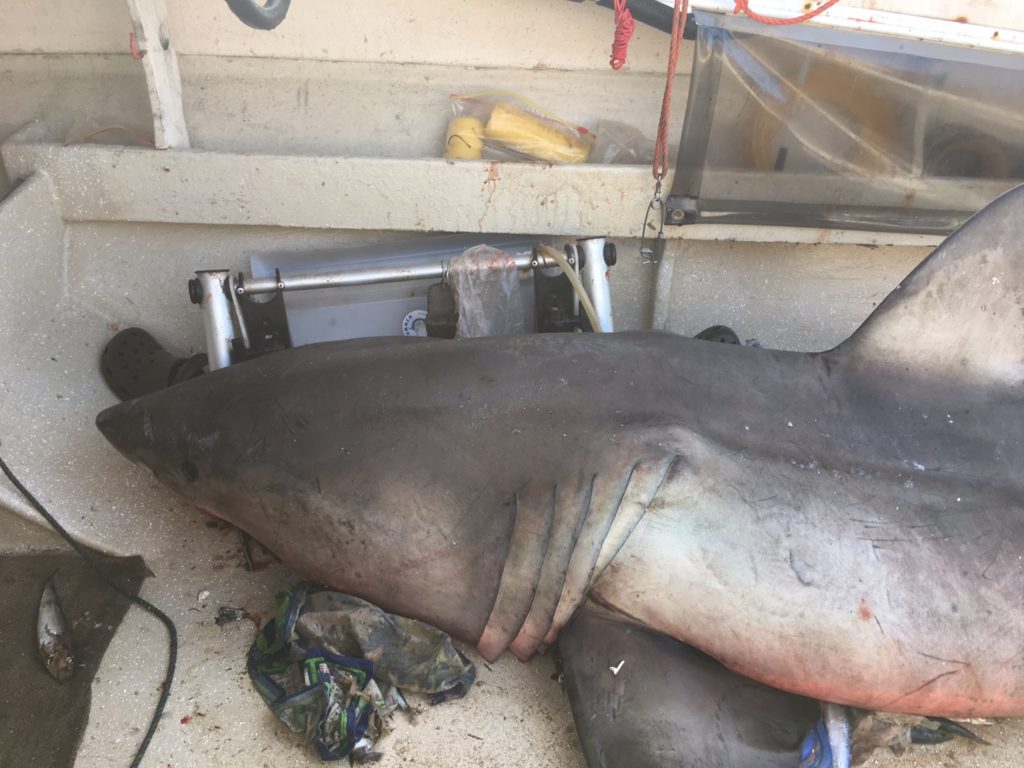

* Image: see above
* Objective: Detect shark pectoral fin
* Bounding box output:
[558,602,819,768]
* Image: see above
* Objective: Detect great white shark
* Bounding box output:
[96,186,1024,765]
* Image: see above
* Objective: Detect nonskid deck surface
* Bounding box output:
[6,180,1024,765]
[0,304,1018,767]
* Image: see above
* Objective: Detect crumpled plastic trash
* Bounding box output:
[248,584,476,761]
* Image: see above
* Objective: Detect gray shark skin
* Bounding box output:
[97,186,1024,730]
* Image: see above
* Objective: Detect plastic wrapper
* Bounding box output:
[449,245,525,338]
[446,90,594,164]
[248,584,475,761]
[589,119,656,165]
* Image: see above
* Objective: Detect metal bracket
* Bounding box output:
[231,273,292,361]
[191,242,617,365]
[665,195,700,225]
[666,22,724,226]
[533,261,581,333]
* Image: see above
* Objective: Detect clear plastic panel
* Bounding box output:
[671,16,1024,233]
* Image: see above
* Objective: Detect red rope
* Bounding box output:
[653,0,688,181]
[733,0,841,25]
[650,0,837,177]
[610,0,637,70]
[129,31,145,61]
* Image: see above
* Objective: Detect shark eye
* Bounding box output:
[180,460,199,482]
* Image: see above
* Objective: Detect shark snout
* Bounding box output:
[97,397,221,499]
[96,401,177,480]
[96,401,140,457]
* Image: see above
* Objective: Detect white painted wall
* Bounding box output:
[4,0,1018,61]
[0,0,976,350]
[687,0,1021,31]
[810,0,1019,28]
[0,0,677,71]
[0,1,686,175]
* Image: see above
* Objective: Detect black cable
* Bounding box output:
[577,0,698,38]
[0,450,177,768]
[594,0,674,32]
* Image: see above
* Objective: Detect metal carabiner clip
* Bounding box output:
[640,179,666,264]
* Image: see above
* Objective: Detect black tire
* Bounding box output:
[224,0,292,30]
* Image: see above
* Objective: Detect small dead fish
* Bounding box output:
[383,685,409,714]
[848,710,991,763]
[910,717,990,746]
[37,577,74,682]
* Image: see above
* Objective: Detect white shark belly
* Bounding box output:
[590,433,1024,717]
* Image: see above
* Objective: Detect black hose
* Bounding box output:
[224,0,292,30]
[0,450,177,768]
[573,0,674,33]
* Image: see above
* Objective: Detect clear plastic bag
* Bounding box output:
[446,90,594,164]
[449,245,525,338]
[589,119,656,165]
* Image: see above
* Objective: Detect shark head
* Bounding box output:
[96,379,241,514]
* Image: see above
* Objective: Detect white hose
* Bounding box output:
[537,244,604,333]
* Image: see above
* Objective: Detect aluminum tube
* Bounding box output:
[566,245,580,320]
[195,270,235,371]
[236,252,558,296]
[647,246,676,331]
[577,237,614,333]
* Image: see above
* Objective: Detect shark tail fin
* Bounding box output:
[837,185,1024,385]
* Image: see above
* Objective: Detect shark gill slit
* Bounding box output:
[475,484,556,661]
[507,474,593,660]
[480,452,677,662]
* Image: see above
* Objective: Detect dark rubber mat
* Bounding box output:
[0,551,147,768]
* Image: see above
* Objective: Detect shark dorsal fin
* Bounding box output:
[838,185,1024,385]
